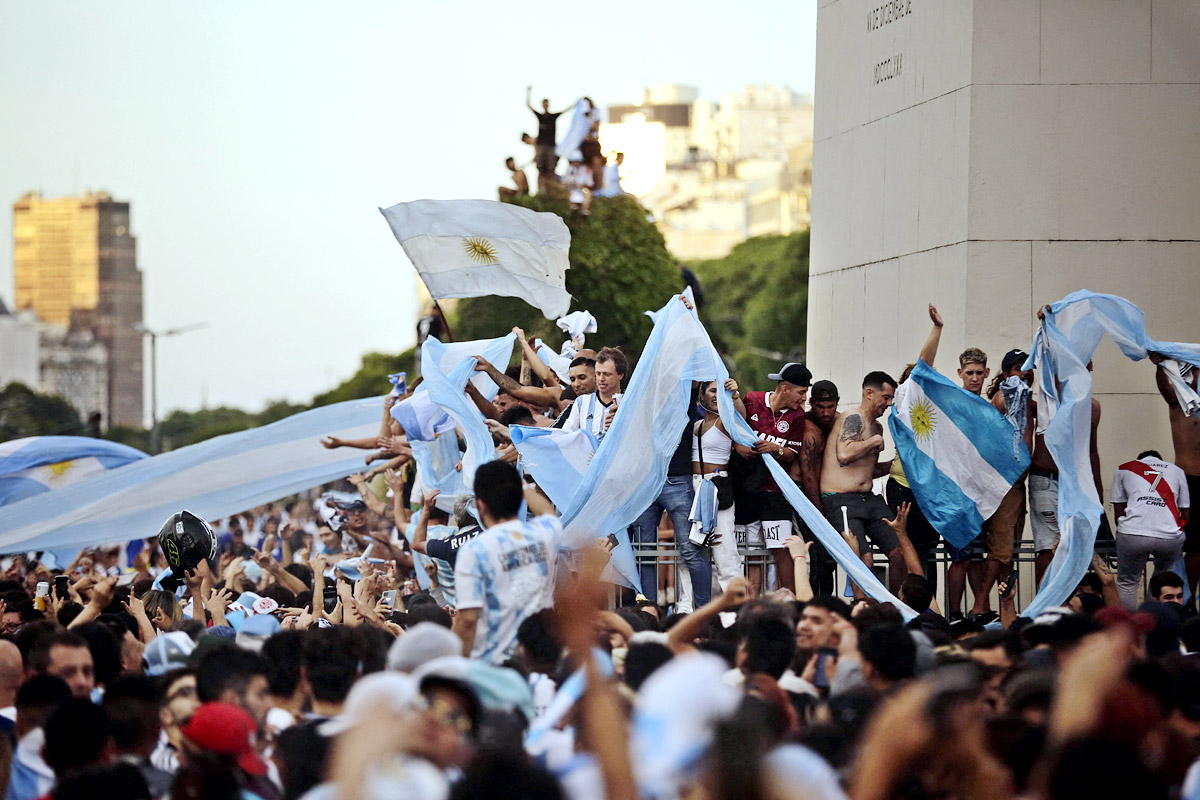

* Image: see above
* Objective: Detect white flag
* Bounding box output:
[380,199,572,319]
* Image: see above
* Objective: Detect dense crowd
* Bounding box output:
[1,295,1198,800]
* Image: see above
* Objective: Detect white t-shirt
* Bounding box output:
[454,514,562,663]
[1111,457,1190,539]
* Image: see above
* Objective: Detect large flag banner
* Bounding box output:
[1021,290,1200,619]
[509,426,597,510]
[0,398,383,554]
[0,437,147,506]
[889,360,1030,549]
[380,199,572,320]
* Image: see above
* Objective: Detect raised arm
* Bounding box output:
[525,85,536,114]
[666,577,752,654]
[1148,353,1181,407]
[917,303,943,366]
[514,327,559,388]
[474,356,560,407]
[465,380,501,422]
[411,490,440,555]
[784,537,814,602]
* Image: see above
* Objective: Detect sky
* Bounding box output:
[0,0,818,421]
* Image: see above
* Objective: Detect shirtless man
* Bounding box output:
[820,371,906,593]
[800,380,839,595]
[1148,351,1200,593]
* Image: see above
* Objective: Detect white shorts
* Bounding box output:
[736,519,792,550]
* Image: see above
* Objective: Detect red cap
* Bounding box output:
[181,702,268,776]
[1093,606,1156,635]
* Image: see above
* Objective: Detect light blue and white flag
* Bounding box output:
[551,293,914,615]
[418,334,517,492]
[1022,291,1200,618]
[0,437,147,506]
[888,360,1030,549]
[509,426,597,510]
[0,398,383,555]
[380,199,572,320]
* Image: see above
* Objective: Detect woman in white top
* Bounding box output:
[689,378,753,592]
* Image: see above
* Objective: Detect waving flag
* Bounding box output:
[509,426,597,510]
[0,437,147,506]
[380,199,572,320]
[888,360,1030,549]
[1020,291,1200,619]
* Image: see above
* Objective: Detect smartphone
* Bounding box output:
[605,533,620,549]
[381,589,398,608]
[323,585,339,613]
[814,647,839,689]
[54,575,70,598]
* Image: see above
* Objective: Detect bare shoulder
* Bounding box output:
[1091,397,1102,421]
[839,412,865,442]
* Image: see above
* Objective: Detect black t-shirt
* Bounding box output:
[535,111,562,146]
[668,386,703,476]
[424,524,483,567]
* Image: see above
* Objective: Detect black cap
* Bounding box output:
[767,362,812,387]
[810,380,839,402]
[1001,349,1029,373]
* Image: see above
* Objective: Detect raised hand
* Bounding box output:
[320,436,342,449]
[784,535,810,561]
[724,378,740,399]
[719,577,753,610]
[884,502,911,537]
[928,304,943,328]
[422,489,441,512]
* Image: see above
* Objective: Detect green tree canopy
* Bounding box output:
[450,195,684,361]
[0,383,87,443]
[311,348,417,407]
[688,230,810,387]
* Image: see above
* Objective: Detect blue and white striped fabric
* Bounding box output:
[418,334,516,491]
[1021,291,1200,619]
[0,437,147,506]
[453,514,562,663]
[552,293,914,616]
[508,426,597,510]
[391,391,455,442]
[0,398,383,554]
[410,433,467,513]
[889,360,1030,549]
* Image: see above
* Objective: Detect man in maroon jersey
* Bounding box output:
[741,362,812,592]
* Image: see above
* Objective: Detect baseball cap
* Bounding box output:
[1001,349,1029,373]
[320,672,419,737]
[767,362,812,386]
[810,380,839,402]
[235,614,282,652]
[143,631,196,677]
[387,623,462,673]
[181,702,268,776]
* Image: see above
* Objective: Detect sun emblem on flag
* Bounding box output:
[40,460,75,482]
[462,237,499,265]
[910,399,937,442]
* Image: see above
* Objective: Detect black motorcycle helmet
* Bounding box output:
[157,510,217,573]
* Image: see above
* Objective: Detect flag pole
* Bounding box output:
[433,301,455,343]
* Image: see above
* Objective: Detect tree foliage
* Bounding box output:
[0,382,87,443]
[688,231,810,386]
[311,348,416,407]
[450,194,684,360]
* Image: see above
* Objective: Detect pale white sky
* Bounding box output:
[0,0,817,419]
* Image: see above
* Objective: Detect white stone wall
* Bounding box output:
[0,311,39,389]
[811,0,1200,488]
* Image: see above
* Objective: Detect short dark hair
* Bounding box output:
[858,623,916,682]
[28,630,90,675]
[303,627,359,703]
[863,371,897,392]
[44,697,109,775]
[569,356,595,370]
[803,595,852,621]
[500,406,534,427]
[625,642,673,691]
[261,631,305,697]
[595,347,628,377]
[102,675,163,751]
[1076,572,1103,595]
[1150,571,1185,600]
[900,575,933,612]
[474,460,524,520]
[74,622,123,688]
[1138,450,1163,461]
[516,610,561,670]
[741,617,796,679]
[196,644,266,703]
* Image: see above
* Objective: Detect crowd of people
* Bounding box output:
[1,294,1198,800]
[498,89,627,214]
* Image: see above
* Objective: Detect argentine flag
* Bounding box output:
[0,437,147,506]
[889,360,1030,548]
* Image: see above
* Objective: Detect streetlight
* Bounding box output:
[134,322,207,453]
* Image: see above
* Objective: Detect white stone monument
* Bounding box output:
[810,0,1200,481]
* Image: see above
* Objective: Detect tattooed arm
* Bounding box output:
[834,413,885,466]
[798,426,824,506]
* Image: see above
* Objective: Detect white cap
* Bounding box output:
[386,623,462,673]
[319,672,418,737]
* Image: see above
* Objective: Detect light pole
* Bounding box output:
[134,322,206,453]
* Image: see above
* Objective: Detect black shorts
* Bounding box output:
[1186,475,1200,554]
[821,491,900,553]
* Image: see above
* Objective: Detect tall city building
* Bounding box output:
[601,84,815,260]
[12,192,144,428]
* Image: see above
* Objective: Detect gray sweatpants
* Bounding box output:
[1115,531,1184,610]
